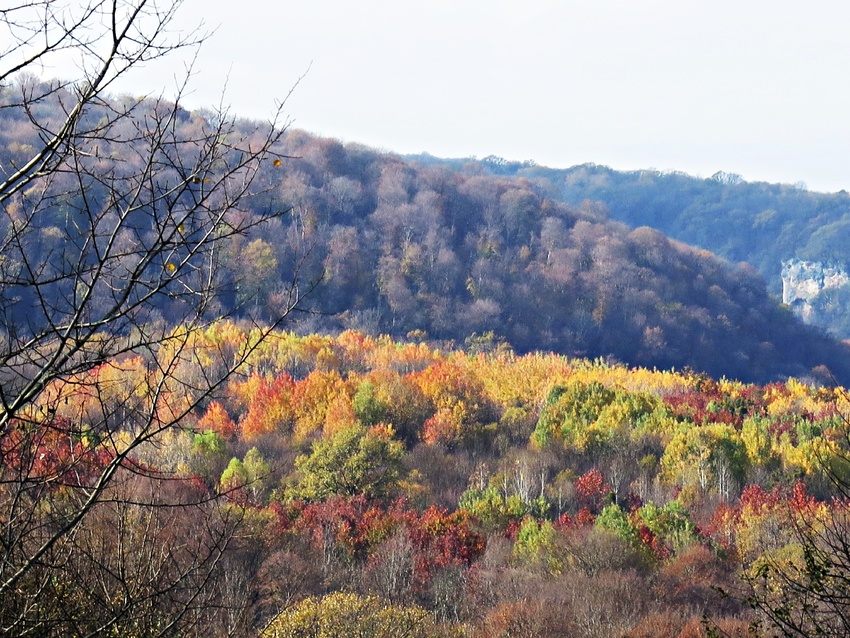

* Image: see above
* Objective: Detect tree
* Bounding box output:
[742,502,850,637]
[236,238,280,309]
[239,373,296,441]
[0,2,306,635]
[726,397,850,637]
[261,592,439,638]
[288,425,406,501]
[726,478,850,638]
[197,400,238,439]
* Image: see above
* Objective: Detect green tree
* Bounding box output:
[458,485,546,532]
[595,504,641,550]
[289,425,405,501]
[220,447,270,503]
[532,381,616,450]
[350,372,430,445]
[220,457,249,492]
[531,381,662,460]
[243,447,271,503]
[635,500,696,553]
[353,380,389,426]
[191,429,229,479]
[512,517,561,574]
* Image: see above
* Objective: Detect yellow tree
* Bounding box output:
[262,592,439,638]
[292,370,353,441]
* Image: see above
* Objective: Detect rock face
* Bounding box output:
[781,259,850,322]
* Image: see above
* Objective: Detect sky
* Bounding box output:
[67,1,850,192]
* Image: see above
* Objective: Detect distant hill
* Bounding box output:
[227,131,850,384]
[2,86,849,383]
[411,155,850,338]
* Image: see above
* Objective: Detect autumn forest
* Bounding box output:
[5,3,850,637]
[15,324,850,636]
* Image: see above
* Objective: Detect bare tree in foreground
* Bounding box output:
[733,400,850,637]
[0,2,303,635]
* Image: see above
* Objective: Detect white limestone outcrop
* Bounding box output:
[781,259,850,322]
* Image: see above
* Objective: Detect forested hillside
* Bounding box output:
[19,324,850,636]
[415,156,850,337]
[2,84,848,384]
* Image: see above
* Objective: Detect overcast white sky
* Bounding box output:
[110,0,850,192]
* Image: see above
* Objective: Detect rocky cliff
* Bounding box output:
[781,259,850,322]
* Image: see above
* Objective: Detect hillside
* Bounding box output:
[10,5,850,637]
[229,131,850,384]
[23,323,850,636]
[414,156,850,338]
[2,85,849,383]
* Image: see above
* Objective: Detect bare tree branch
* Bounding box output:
[0,2,307,635]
